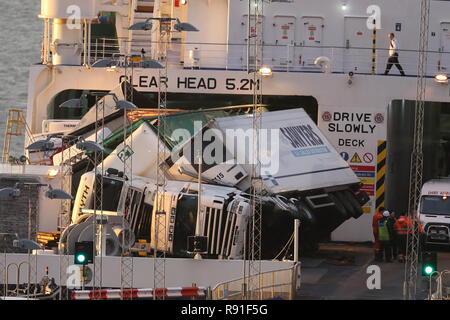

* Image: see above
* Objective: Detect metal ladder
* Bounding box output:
[1,109,32,163]
[129,0,155,56]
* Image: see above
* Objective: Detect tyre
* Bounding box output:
[328,192,350,219]
[335,191,357,218]
[343,190,364,218]
[295,200,317,229]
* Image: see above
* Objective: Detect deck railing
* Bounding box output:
[88,38,450,78]
[429,270,450,300]
[211,263,300,300]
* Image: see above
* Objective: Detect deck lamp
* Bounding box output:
[60,94,138,111]
[258,66,273,77]
[129,17,199,33]
[129,21,153,31]
[173,19,199,32]
[0,185,21,200]
[75,139,105,153]
[435,73,448,84]
[1,182,72,200]
[47,168,59,178]
[12,239,42,251]
[26,135,57,151]
[45,185,73,200]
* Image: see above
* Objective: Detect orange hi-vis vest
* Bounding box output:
[394,216,409,235]
[394,216,423,235]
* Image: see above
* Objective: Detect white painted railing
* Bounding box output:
[211,263,300,300]
[429,270,450,300]
[87,38,450,78]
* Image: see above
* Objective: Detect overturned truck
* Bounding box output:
[64,108,369,258]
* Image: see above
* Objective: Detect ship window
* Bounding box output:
[420,195,450,215]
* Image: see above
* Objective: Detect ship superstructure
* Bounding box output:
[1,0,450,300]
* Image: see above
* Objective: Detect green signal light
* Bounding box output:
[424,266,434,275]
[76,254,86,264]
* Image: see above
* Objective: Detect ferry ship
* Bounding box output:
[1,0,450,299]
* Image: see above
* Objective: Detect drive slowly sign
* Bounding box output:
[318,107,387,213]
[319,108,385,166]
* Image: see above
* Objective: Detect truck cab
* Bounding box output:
[419,179,450,245]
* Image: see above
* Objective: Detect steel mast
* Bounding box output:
[246,0,265,300]
[404,0,430,300]
[153,7,171,299]
[120,57,135,298]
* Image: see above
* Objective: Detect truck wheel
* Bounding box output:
[335,191,358,218]
[328,193,349,219]
[295,200,317,229]
[344,190,364,218]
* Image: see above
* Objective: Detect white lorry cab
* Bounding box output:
[419,178,450,245]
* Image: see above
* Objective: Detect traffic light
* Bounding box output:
[422,251,437,276]
[74,241,94,265]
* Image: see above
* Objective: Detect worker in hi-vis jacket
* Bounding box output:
[372,207,385,261]
[377,211,396,262]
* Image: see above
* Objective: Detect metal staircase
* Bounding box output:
[129,0,155,56]
[1,109,33,163]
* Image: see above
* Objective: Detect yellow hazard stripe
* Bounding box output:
[360,177,375,184]
[363,206,372,213]
[376,140,386,211]
[372,19,377,75]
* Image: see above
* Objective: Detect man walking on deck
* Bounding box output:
[384,33,405,76]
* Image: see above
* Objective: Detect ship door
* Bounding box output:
[439,23,450,72]
[273,16,296,70]
[240,15,265,69]
[300,17,324,68]
[344,17,372,74]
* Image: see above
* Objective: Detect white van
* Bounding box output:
[419,178,450,245]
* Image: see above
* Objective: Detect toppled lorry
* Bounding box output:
[63,107,369,258]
